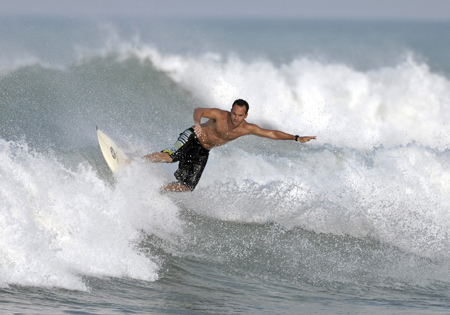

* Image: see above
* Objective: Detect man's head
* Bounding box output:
[232,99,249,113]
[230,99,249,127]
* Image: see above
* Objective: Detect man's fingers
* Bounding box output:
[193,124,202,136]
[300,136,316,143]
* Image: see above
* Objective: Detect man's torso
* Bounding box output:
[196,111,250,150]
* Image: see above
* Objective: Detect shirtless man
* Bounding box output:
[143,99,316,192]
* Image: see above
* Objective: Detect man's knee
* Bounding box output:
[161,151,174,162]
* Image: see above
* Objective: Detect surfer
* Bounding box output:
[143,99,316,192]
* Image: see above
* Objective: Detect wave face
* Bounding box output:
[1,18,450,313]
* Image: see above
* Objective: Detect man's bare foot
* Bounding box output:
[162,182,191,192]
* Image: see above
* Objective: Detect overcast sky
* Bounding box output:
[0,0,449,21]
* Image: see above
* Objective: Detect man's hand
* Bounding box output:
[193,124,202,137]
[297,136,316,143]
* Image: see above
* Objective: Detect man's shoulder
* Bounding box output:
[213,108,230,119]
[241,121,267,136]
[207,107,229,116]
[242,121,258,130]
[239,121,259,134]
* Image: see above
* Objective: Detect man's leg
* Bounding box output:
[143,152,173,163]
[143,152,191,191]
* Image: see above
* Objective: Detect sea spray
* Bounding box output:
[0,139,183,289]
[180,143,450,260]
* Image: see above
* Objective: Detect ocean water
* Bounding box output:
[1,17,450,314]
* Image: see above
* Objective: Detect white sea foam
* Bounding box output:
[0,139,182,290]
[150,52,450,150]
[182,143,450,259]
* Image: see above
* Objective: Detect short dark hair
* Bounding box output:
[232,99,249,113]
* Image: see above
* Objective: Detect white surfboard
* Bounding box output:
[97,127,129,174]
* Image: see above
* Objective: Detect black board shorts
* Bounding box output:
[162,128,210,191]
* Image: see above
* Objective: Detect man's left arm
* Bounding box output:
[248,124,316,143]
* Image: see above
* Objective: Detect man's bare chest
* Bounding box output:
[213,126,243,141]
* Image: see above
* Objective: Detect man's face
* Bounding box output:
[230,104,248,126]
